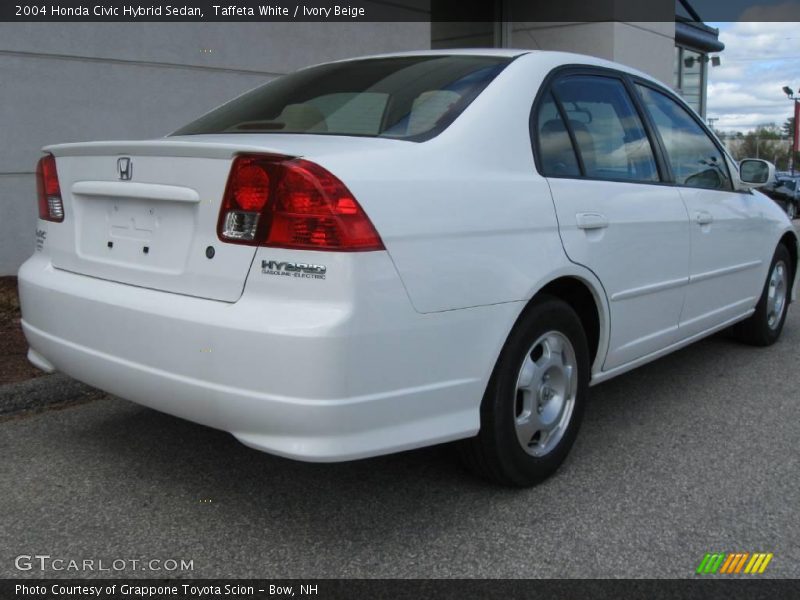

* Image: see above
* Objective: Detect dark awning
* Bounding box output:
[675,20,725,53]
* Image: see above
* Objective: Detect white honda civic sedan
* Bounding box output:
[19,50,797,486]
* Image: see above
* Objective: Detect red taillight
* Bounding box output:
[35,154,64,222]
[217,155,384,251]
[232,159,271,211]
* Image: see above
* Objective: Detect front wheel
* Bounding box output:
[460,296,590,487]
[733,244,792,346]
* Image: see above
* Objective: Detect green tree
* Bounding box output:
[733,124,792,170]
[782,116,795,138]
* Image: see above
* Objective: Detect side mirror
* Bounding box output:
[739,158,775,187]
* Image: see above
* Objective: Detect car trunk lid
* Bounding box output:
[43,136,404,302]
[45,149,259,302]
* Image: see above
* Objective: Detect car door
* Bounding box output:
[535,71,691,371]
[635,83,769,337]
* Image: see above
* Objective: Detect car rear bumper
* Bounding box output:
[18,253,517,461]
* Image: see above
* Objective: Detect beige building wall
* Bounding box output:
[432,21,676,86]
[511,22,675,85]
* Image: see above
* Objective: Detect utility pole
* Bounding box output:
[782,86,800,176]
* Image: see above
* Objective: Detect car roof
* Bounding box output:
[303,49,664,86]
[324,48,531,61]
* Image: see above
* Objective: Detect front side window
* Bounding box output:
[636,84,732,191]
[551,75,659,182]
[172,55,511,141]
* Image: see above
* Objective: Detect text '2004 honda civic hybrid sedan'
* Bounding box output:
[19,50,798,486]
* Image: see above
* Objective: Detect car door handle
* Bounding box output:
[576,212,609,230]
[695,211,714,225]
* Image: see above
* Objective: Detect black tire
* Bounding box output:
[460,295,590,487]
[733,244,792,346]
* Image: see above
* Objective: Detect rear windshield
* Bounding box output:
[171,55,512,141]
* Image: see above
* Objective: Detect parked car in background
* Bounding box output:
[18,50,799,486]
[760,175,799,220]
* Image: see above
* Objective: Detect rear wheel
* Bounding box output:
[733,244,792,346]
[461,296,590,486]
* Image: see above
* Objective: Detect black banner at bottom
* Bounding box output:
[3,579,800,600]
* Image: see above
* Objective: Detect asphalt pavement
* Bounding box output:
[1,308,799,579]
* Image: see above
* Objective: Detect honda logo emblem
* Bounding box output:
[117,157,133,181]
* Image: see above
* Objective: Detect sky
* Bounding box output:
[707,21,800,133]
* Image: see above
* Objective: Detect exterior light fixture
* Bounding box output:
[683,55,721,68]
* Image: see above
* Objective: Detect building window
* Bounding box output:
[673,46,706,117]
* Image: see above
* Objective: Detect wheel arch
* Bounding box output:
[535,276,607,367]
[500,271,610,376]
[779,230,799,303]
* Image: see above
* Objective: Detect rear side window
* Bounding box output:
[172,55,511,141]
[636,84,732,191]
[536,93,581,177]
[551,75,659,183]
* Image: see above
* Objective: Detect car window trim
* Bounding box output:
[530,64,668,185]
[620,73,674,183]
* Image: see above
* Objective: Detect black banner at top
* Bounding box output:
[2,0,799,22]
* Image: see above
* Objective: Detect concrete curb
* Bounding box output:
[0,373,102,417]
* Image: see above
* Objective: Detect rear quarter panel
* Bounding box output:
[311,53,578,315]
